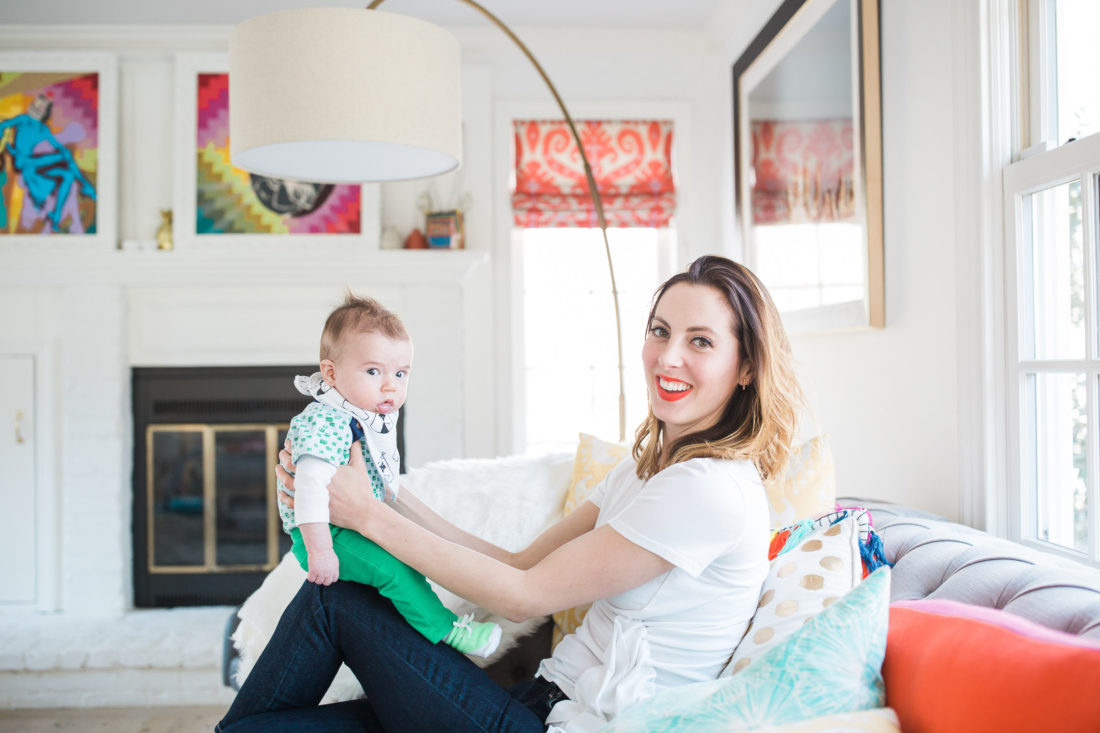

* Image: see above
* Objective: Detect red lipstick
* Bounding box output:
[655,375,692,402]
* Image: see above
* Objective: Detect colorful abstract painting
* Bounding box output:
[0,71,100,235]
[195,73,361,235]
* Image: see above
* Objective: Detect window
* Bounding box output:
[520,228,671,455]
[511,119,676,454]
[1003,0,1100,562]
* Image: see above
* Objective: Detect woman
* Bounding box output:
[216,255,805,733]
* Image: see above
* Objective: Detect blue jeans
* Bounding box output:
[215,580,550,732]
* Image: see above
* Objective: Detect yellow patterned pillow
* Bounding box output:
[764,434,837,528]
[551,433,629,649]
[562,433,630,514]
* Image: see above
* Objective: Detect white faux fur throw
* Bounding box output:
[232,451,574,702]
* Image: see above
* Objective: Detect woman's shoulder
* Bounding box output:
[656,456,762,486]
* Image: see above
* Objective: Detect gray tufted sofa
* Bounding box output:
[850,498,1100,641]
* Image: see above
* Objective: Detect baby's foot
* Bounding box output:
[443,613,502,658]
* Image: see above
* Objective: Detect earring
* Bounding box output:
[740,382,747,391]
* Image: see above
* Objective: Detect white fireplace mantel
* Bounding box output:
[0,249,488,287]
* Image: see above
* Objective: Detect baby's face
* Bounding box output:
[324,331,412,414]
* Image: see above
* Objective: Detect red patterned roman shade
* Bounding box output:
[512,119,676,228]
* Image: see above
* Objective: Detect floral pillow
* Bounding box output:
[600,568,891,733]
[769,506,890,578]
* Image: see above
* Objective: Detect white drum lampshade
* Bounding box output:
[229,7,462,183]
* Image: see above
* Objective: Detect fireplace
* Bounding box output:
[131,365,405,608]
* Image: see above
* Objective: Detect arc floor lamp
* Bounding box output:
[229,1,627,442]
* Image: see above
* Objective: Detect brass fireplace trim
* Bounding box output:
[145,423,287,574]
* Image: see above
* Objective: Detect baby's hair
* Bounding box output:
[320,292,409,361]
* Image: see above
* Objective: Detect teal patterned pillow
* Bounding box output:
[599,568,890,733]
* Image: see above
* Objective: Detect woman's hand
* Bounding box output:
[328,442,387,535]
[274,439,297,509]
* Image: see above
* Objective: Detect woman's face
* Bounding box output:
[642,282,746,445]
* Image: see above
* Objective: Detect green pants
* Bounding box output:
[290,526,457,643]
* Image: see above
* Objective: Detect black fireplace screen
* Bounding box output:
[132,365,403,608]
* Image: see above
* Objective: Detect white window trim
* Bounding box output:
[492,101,689,456]
[955,0,1016,534]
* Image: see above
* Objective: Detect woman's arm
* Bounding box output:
[392,487,599,570]
[278,439,596,570]
[329,447,673,623]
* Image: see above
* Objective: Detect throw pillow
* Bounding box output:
[552,433,630,648]
[884,599,1100,733]
[562,432,630,513]
[722,515,862,677]
[765,434,836,528]
[769,506,890,579]
[600,567,891,733]
[750,707,900,733]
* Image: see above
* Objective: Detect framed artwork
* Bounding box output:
[173,54,379,250]
[0,53,118,248]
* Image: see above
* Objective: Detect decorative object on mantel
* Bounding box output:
[418,187,469,250]
[380,226,403,250]
[403,228,428,250]
[0,52,118,249]
[426,210,464,249]
[156,209,173,251]
[228,0,628,441]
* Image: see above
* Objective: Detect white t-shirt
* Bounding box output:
[537,456,770,732]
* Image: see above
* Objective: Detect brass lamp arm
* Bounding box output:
[366,0,627,443]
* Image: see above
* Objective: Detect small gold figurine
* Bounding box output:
[156,209,173,251]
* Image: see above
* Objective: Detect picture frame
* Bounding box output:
[172,54,380,252]
[733,0,883,332]
[0,52,118,250]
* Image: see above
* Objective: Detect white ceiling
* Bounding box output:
[0,0,732,31]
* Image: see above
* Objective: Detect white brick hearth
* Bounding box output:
[0,607,236,709]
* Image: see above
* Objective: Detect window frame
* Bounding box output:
[998,0,1100,565]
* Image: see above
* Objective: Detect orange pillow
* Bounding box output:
[884,600,1100,733]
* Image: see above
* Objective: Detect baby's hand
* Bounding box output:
[306,548,339,586]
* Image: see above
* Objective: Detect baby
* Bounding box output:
[278,293,501,657]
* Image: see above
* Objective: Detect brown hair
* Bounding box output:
[320,292,409,361]
[632,255,805,482]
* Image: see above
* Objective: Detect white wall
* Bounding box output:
[715,0,963,519]
[1,1,972,608]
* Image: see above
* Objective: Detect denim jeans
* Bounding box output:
[216,580,549,732]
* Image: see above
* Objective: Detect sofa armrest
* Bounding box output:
[841,496,1100,640]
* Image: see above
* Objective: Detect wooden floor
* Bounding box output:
[0,706,225,732]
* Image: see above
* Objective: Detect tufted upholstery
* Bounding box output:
[845,498,1100,641]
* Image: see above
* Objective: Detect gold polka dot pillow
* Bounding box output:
[721,515,862,676]
[764,434,837,528]
[552,433,629,649]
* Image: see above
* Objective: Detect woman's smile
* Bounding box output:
[655,375,693,401]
